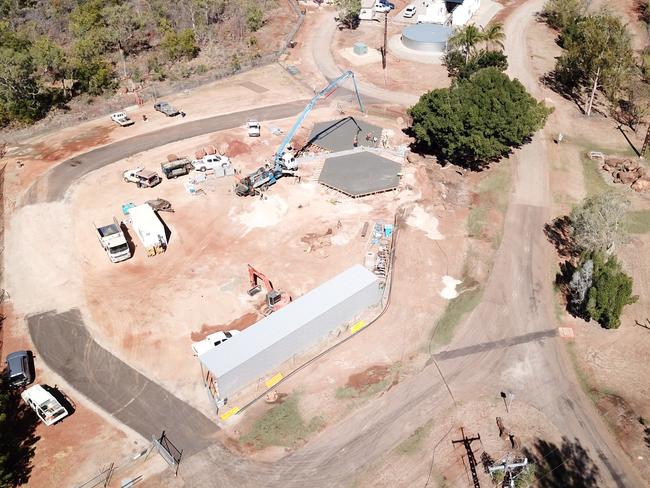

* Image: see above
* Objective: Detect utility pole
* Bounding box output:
[382,12,388,70]
[452,428,482,488]
[489,455,529,488]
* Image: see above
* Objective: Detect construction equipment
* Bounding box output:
[246,265,291,314]
[95,218,131,263]
[235,70,365,197]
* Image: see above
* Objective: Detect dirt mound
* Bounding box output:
[190,312,259,341]
[301,228,333,252]
[345,365,390,391]
[225,139,252,157]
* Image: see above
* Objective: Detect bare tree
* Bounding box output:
[569,192,630,254]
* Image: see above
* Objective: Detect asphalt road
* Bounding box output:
[27,309,218,457]
[22,100,308,205]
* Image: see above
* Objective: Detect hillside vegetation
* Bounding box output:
[0,0,287,127]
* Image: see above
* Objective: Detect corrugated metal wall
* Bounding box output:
[215,274,381,400]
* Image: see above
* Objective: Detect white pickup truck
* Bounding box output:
[21,385,69,426]
[192,154,232,172]
[96,219,131,263]
[247,120,261,137]
[111,112,134,127]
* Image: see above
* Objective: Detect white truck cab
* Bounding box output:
[192,330,241,356]
[110,112,134,127]
[96,219,131,263]
[21,385,69,426]
[247,120,261,137]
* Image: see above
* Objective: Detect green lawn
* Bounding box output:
[580,154,611,196]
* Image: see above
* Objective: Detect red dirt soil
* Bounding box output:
[345,364,390,390]
[190,311,260,341]
[32,125,114,162]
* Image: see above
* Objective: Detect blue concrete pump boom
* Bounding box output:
[274,70,365,167]
[234,71,364,197]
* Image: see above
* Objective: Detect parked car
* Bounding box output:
[21,385,69,426]
[192,154,231,172]
[123,167,162,188]
[403,4,416,17]
[191,330,241,356]
[379,0,395,9]
[153,101,180,117]
[5,350,33,387]
[110,112,134,127]
[374,1,390,13]
[160,158,193,179]
[247,120,261,137]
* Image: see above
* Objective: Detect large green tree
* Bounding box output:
[555,13,634,116]
[409,68,550,167]
[448,24,484,61]
[542,0,589,31]
[583,251,637,329]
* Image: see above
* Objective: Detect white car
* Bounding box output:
[192,154,231,172]
[110,112,134,127]
[247,120,261,137]
[375,2,390,13]
[192,330,241,356]
[21,385,69,426]
[403,4,416,18]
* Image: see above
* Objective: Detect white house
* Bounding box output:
[417,0,481,26]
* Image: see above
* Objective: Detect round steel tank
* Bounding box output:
[401,24,453,53]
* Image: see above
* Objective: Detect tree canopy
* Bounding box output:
[581,251,637,329]
[569,192,629,254]
[409,68,550,168]
[553,12,635,116]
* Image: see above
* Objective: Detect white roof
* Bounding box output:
[21,384,53,404]
[199,265,378,378]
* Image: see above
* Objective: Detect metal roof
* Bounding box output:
[198,265,379,378]
[319,151,401,197]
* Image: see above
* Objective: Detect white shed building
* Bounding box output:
[198,265,382,403]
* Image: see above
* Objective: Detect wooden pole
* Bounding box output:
[382,12,388,70]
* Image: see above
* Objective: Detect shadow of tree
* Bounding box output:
[0,372,40,485]
[544,215,580,259]
[523,436,600,488]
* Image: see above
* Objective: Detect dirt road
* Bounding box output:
[22,100,308,205]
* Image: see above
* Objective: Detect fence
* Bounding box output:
[74,444,154,488]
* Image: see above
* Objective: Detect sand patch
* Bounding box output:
[230,195,289,235]
[406,205,443,240]
[439,276,462,299]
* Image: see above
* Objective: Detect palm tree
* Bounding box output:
[482,21,506,51]
[448,24,484,61]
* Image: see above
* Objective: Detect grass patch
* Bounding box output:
[395,420,433,455]
[623,210,650,234]
[580,154,610,196]
[431,287,483,346]
[240,394,324,449]
[467,160,511,238]
[335,378,391,399]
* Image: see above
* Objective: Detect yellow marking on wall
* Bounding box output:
[265,373,283,389]
[351,320,367,334]
[220,407,240,421]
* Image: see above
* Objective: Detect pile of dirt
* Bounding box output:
[301,228,333,252]
[602,157,650,192]
[190,312,259,341]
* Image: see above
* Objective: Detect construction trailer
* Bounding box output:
[128,204,167,256]
[198,265,382,405]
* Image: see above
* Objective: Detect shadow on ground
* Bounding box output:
[0,373,40,485]
[523,436,600,488]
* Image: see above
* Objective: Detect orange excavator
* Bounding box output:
[247,265,292,314]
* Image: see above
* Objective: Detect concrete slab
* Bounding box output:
[319,151,401,197]
[308,117,383,152]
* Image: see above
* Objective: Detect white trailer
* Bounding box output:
[128,204,167,256]
[95,218,131,263]
[21,385,69,426]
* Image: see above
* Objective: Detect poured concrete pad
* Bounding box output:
[319,152,401,197]
[308,117,383,152]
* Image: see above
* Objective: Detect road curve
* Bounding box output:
[22,100,308,205]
